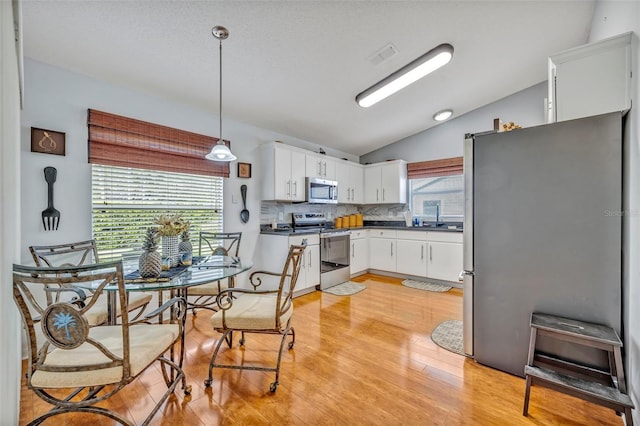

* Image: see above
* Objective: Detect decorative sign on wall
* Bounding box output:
[237,162,252,178]
[31,127,66,156]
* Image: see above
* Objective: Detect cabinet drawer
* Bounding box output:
[427,232,463,243]
[350,230,367,240]
[396,230,427,241]
[289,233,319,246]
[369,229,397,239]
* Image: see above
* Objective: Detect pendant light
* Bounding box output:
[206,25,237,162]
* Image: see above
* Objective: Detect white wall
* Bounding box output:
[360,82,547,164]
[20,58,356,284]
[588,1,640,422]
[1,1,22,423]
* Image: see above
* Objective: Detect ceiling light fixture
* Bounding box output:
[206,25,237,162]
[356,43,454,108]
[433,109,453,121]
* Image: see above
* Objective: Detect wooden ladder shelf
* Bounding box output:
[523,313,634,425]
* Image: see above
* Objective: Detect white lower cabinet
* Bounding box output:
[350,230,368,274]
[395,230,427,277]
[260,233,319,295]
[368,230,397,272]
[426,232,463,282]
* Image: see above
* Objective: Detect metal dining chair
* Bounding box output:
[13,261,189,425]
[187,232,242,315]
[29,240,152,325]
[204,242,306,392]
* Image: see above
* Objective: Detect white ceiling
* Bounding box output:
[21,0,595,156]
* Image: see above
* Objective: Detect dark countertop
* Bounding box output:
[260,222,463,236]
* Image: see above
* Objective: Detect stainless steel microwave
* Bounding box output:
[306,177,338,204]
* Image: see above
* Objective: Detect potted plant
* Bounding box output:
[155,214,190,267]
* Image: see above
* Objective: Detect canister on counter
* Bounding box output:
[335,217,343,228]
[349,214,357,228]
[356,213,364,227]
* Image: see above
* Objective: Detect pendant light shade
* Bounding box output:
[206,143,236,161]
[206,25,237,162]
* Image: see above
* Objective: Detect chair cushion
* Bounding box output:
[188,280,229,296]
[30,324,179,388]
[210,294,292,330]
[84,291,153,326]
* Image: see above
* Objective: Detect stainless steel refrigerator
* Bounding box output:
[462,112,623,377]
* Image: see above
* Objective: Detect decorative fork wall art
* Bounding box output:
[41,166,61,230]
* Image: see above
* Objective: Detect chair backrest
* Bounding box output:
[199,232,242,257]
[29,240,99,267]
[275,242,307,326]
[13,261,132,385]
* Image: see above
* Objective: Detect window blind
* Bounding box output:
[92,164,223,261]
[87,109,230,178]
[407,156,463,179]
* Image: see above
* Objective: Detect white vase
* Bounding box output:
[162,236,180,267]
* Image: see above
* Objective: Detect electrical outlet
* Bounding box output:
[278,212,284,221]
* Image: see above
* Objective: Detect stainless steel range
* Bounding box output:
[291,213,351,290]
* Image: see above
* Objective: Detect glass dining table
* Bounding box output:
[74,255,254,325]
[73,255,253,382]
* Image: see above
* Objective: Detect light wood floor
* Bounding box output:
[20,273,623,425]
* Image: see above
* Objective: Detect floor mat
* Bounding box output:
[402,279,452,292]
[431,319,464,355]
[322,281,367,296]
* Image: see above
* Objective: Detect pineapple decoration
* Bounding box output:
[178,229,193,265]
[139,227,162,278]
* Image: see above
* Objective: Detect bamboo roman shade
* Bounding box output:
[87,109,230,177]
[407,156,463,179]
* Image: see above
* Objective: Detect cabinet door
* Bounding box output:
[306,154,322,178]
[291,150,306,201]
[368,237,395,272]
[427,241,463,282]
[305,244,320,288]
[274,147,292,200]
[380,162,407,204]
[552,33,631,122]
[323,158,336,180]
[335,161,351,203]
[351,163,364,204]
[396,239,427,277]
[351,238,368,274]
[364,166,381,203]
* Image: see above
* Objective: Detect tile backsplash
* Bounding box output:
[260,201,408,225]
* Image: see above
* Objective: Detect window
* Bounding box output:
[92,164,223,261]
[409,175,464,222]
[407,156,464,223]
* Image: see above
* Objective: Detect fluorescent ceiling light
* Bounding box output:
[433,109,453,121]
[356,43,454,108]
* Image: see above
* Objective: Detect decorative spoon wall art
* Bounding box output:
[41,166,60,230]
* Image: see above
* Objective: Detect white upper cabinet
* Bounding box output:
[261,143,306,201]
[548,31,632,123]
[306,154,336,180]
[335,160,364,204]
[364,160,407,204]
